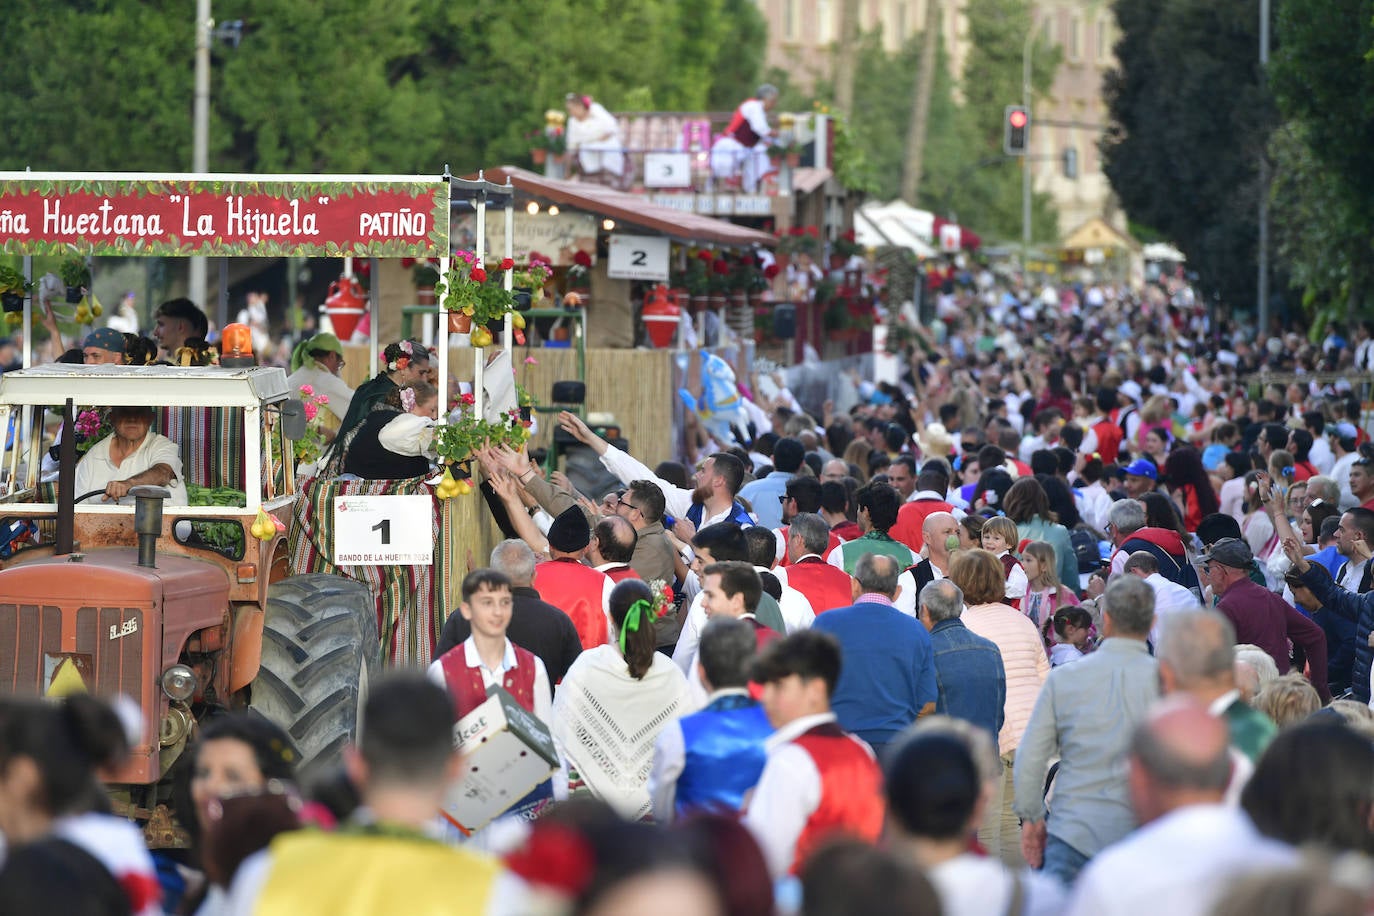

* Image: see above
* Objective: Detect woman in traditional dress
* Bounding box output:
[551,579,690,820]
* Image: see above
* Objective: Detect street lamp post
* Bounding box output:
[1022,26,1036,266]
[1257,0,1271,335]
[190,0,211,312]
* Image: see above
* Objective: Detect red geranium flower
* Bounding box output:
[712,258,730,275]
[697,249,714,261]
[788,226,805,237]
[574,250,593,267]
[763,264,781,279]
[499,258,514,271]
[805,226,820,237]
[459,393,475,406]
[470,267,488,282]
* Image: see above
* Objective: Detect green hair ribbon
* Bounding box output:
[619,598,654,653]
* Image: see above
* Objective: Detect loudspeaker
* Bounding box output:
[772,303,797,339]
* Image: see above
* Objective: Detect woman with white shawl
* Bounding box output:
[551,579,689,820]
[565,93,625,178]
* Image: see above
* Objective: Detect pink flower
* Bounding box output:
[299,384,314,397]
[316,395,329,405]
[460,393,475,406]
[524,356,539,365]
[303,403,318,421]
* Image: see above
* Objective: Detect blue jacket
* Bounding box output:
[929,618,1006,744]
[675,694,773,818]
[1301,564,1370,701]
[812,600,938,747]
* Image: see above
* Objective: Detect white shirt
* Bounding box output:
[999,550,1029,600]
[1066,804,1296,916]
[929,853,1067,916]
[1339,556,1370,593]
[1332,450,1358,509]
[894,561,945,618]
[743,711,859,878]
[73,430,187,506]
[1308,436,1335,474]
[426,637,553,725]
[758,564,816,633]
[1144,572,1202,644]
[647,687,754,824]
[671,592,710,676]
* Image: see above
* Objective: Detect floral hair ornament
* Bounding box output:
[617,579,673,653]
[503,821,595,897]
[400,387,417,412]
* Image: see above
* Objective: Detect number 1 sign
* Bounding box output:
[332,495,434,565]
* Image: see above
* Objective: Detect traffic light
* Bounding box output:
[1004,105,1029,156]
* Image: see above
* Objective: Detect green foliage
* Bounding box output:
[1102,0,1279,309]
[0,1,765,176]
[1268,0,1374,316]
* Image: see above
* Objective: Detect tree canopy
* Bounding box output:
[1268,0,1374,320]
[1102,0,1279,312]
[0,0,766,175]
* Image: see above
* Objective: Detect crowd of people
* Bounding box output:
[6,262,1374,915]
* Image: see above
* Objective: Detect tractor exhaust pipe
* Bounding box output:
[54,399,76,556]
[131,486,170,568]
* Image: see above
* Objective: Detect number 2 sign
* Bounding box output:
[332,495,434,565]
[607,234,670,281]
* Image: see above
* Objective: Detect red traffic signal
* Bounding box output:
[1004,105,1029,156]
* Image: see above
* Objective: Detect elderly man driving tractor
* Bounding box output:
[71,405,186,505]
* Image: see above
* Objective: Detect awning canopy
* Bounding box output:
[792,166,833,195]
[1142,241,1186,262]
[1061,217,1138,253]
[482,166,775,249]
[855,201,936,257]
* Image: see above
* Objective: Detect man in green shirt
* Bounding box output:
[1156,608,1278,762]
[827,482,917,575]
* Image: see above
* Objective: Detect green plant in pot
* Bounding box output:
[512,259,552,311]
[437,252,517,347]
[59,258,90,304]
[0,265,30,314]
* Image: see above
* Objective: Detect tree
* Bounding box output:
[1268,0,1374,317]
[900,0,942,202]
[1102,0,1279,310]
[0,0,767,176]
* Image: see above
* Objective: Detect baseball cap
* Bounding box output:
[1201,537,1253,570]
[1122,458,1158,480]
[1331,422,1359,448]
[83,326,126,355]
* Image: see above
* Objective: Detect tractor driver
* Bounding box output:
[72,406,187,506]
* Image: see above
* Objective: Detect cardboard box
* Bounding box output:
[441,686,559,833]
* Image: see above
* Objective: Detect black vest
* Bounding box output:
[343,409,431,480]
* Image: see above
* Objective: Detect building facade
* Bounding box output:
[752,0,1120,241]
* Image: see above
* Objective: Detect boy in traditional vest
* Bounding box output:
[427,568,552,723]
[742,630,884,879]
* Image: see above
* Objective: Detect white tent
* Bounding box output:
[855,200,937,257]
[1142,242,1186,263]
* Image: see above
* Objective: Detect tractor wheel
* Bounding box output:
[249,573,379,777]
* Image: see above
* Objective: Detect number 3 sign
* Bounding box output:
[332,495,434,565]
[607,234,670,281]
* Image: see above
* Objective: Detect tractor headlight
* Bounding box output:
[160,664,197,702]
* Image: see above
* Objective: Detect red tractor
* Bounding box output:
[0,364,377,846]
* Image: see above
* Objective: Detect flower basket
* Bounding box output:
[531,148,547,165]
[59,258,90,303]
[438,252,517,335]
[434,394,532,466]
[417,286,436,306]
